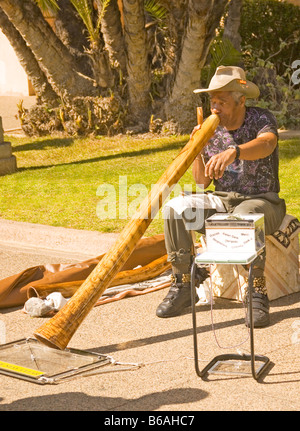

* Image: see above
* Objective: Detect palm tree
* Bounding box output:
[0,7,58,104]
[122,0,151,123]
[166,0,225,127]
[0,0,97,101]
[100,0,127,76]
[0,0,230,134]
[54,0,93,78]
[223,0,242,51]
[69,0,115,88]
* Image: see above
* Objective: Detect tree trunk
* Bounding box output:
[202,0,230,60]
[0,7,58,105]
[0,0,97,101]
[166,0,228,133]
[87,43,115,88]
[122,0,151,125]
[100,0,127,76]
[55,0,93,78]
[162,0,188,91]
[223,0,242,51]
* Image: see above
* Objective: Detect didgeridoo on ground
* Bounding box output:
[34,113,220,350]
[28,254,171,299]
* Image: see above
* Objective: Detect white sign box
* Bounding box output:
[196,213,265,264]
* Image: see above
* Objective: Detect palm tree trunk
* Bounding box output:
[0,7,58,105]
[0,0,97,101]
[122,0,151,124]
[223,0,242,51]
[162,1,187,91]
[202,0,230,61]
[166,0,228,133]
[55,0,93,78]
[100,0,127,76]
[169,0,214,98]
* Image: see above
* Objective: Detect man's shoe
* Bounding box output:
[245,292,270,328]
[156,268,209,318]
[156,281,193,318]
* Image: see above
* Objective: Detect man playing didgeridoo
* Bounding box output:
[156,66,286,327]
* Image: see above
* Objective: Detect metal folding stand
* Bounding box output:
[190,255,271,381]
[0,337,141,384]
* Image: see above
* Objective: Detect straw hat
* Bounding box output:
[194,65,260,99]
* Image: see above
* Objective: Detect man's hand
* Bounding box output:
[190,123,202,139]
[205,148,237,180]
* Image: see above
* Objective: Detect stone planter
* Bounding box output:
[0,117,17,176]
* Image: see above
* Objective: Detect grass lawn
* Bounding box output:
[0,133,299,237]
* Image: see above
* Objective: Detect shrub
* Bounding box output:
[240,0,300,76]
[240,0,300,128]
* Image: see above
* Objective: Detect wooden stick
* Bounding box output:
[34,113,219,350]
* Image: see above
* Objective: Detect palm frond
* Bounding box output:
[70,0,96,41]
[35,0,59,14]
[70,0,110,44]
[95,0,111,33]
[208,38,242,79]
[144,0,167,22]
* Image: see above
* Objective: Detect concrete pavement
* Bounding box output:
[0,218,299,413]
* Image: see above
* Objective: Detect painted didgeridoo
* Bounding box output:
[34,113,219,350]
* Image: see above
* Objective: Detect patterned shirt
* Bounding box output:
[202,107,280,195]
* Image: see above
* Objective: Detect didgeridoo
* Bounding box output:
[34,113,219,350]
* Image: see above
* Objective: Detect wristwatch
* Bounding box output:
[228,144,240,160]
